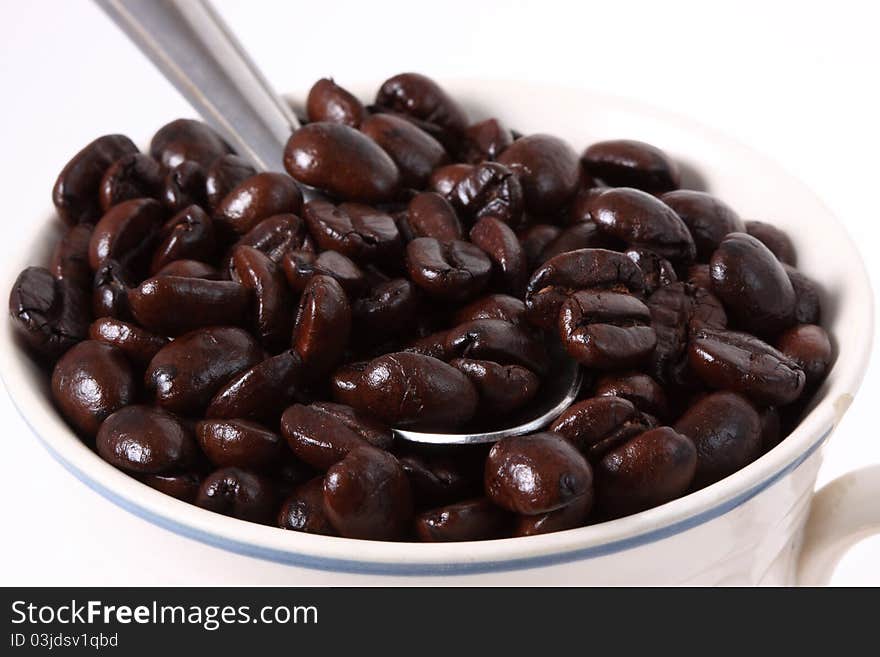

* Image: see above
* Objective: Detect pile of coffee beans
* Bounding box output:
[9,73,834,542]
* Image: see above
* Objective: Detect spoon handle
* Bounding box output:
[94,0,299,172]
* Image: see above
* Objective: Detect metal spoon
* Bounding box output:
[94,0,583,444]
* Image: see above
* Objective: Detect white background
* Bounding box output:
[0,0,877,585]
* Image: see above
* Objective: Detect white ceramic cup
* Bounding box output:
[1,80,875,586]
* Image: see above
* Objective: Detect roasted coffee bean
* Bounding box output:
[589,188,696,261]
[196,419,284,470]
[446,319,547,374]
[97,405,197,474]
[278,477,336,535]
[539,221,613,263]
[497,134,580,215]
[485,432,593,515]
[582,139,680,193]
[150,118,231,169]
[99,153,164,211]
[399,451,480,507]
[9,267,90,361]
[776,324,833,386]
[128,276,250,336]
[453,294,526,327]
[282,249,366,296]
[674,392,762,488]
[310,401,393,450]
[518,223,561,270]
[625,247,677,294]
[686,264,713,290]
[594,372,668,419]
[449,162,524,227]
[53,134,139,225]
[306,78,366,128]
[284,122,401,203]
[146,327,264,415]
[746,220,797,266]
[352,352,478,430]
[51,224,93,285]
[361,113,449,189]
[323,446,413,540]
[416,498,511,542]
[154,259,220,279]
[205,154,257,211]
[514,493,592,537]
[214,172,304,237]
[291,275,351,376]
[407,192,463,241]
[352,278,418,337]
[330,361,367,407]
[429,163,473,196]
[303,200,402,263]
[89,198,165,274]
[525,248,645,330]
[196,467,276,524]
[550,396,650,461]
[710,232,795,336]
[595,427,697,517]
[161,161,208,212]
[375,73,467,136]
[559,291,656,369]
[139,471,201,503]
[462,118,513,163]
[405,237,491,301]
[469,216,528,295]
[231,245,293,351]
[92,260,133,320]
[661,190,743,261]
[567,185,606,225]
[234,214,311,264]
[89,317,167,366]
[404,330,452,361]
[450,358,539,415]
[51,340,136,437]
[207,350,303,422]
[151,205,216,274]
[688,328,806,405]
[785,265,822,325]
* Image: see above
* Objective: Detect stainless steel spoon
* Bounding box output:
[94,0,583,444]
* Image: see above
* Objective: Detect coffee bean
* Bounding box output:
[582,139,680,193]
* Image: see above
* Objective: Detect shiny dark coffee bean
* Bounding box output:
[595,427,697,518]
[146,327,264,416]
[404,330,452,361]
[497,134,580,215]
[292,275,351,376]
[231,245,293,352]
[539,221,613,263]
[375,73,467,136]
[688,327,806,405]
[284,122,401,203]
[416,498,511,542]
[303,200,402,263]
[207,350,303,422]
[196,467,276,524]
[589,188,696,261]
[196,418,284,470]
[469,216,528,295]
[352,278,418,337]
[567,184,606,225]
[281,403,370,470]
[323,446,413,540]
[128,276,250,336]
[462,118,513,163]
[525,248,645,330]
[450,358,539,416]
[352,352,478,430]
[154,259,220,279]
[449,162,524,227]
[399,451,480,508]
[453,294,526,327]
[51,224,93,285]
[594,372,668,419]
[205,154,257,212]
[51,340,136,437]
[518,223,561,270]
[582,139,680,193]
[89,317,167,366]
[661,190,743,261]
[776,324,833,386]
[746,220,797,266]
[558,291,656,369]
[485,432,593,515]
[329,361,367,407]
[407,192,463,241]
[785,265,822,325]
[674,392,762,488]
[406,237,491,301]
[53,134,138,225]
[710,232,796,336]
[624,247,677,294]
[310,402,393,452]
[139,471,201,503]
[446,319,548,374]
[149,118,231,169]
[278,477,337,535]
[92,260,133,320]
[550,396,651,461]
[234,214,311,265]
[214,172,304,237]
[282,249,366,297]
[99,153,163,211]
[361,113,449,189]
[161,160,208,213]
[97,405,197,474]
[429,163,473,196]
[151,205,216,274]
[89,198,165,273]
[514,493,592,537]
[306,78,365,128]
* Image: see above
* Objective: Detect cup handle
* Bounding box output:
[796,465,880,586]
